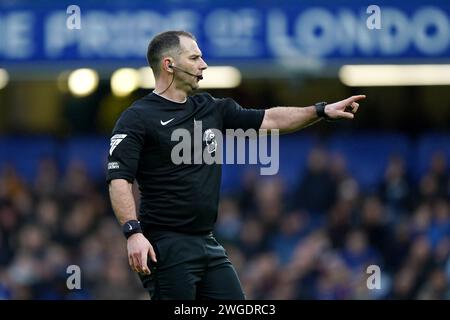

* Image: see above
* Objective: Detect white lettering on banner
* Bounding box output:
[267,10,303,58]
[378,8,410,55]
[0,11,34,59]
[46,12,78,57]
[45,10,199,58]
[81,11,121,57]
[414,7,450,55]
[335,10,375,56]
[295,8,336,56]
[350,12,378,55]
[267,7,449,58]
[170,10,200,35]
[204,8,262,57]
[1,6,449,60]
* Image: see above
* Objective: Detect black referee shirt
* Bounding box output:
[106,92,265,234]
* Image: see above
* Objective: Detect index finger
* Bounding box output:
[149,245,157,263]
[348,95,366,103]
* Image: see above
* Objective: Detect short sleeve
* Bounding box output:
[106,109,146,183]
[218,98,265,131]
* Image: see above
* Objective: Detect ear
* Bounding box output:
[163,58,173,73]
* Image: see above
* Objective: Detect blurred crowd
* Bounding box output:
[0,143,449,300]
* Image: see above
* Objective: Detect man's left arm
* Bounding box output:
[260,95,366,133]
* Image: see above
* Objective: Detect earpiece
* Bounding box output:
[167,64,203,80]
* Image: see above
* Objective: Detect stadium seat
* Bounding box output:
[327,132,412,192]
[0,136,57,183]
[415,132,450,180]
[59,136,109,181]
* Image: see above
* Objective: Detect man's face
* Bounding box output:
[173,36,208,91]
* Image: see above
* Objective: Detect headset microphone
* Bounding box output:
[169,65,203,80]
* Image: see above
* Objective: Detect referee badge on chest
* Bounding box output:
[203,129,217,154]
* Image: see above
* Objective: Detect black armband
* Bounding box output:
[314,102,330,119]
[122,219,142,239]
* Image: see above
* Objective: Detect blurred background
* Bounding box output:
[0,0,449,299]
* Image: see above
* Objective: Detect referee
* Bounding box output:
[107,30,365,300]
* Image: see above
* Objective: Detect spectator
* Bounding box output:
[294,147,337,216]
[378,154,412,218]
[0,137,448,300]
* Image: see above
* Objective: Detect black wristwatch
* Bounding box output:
[314,102,330,119]
[122,219,142,239]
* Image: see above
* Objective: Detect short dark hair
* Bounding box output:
[147,30,196,77]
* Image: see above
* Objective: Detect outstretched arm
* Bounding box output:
[260,95,366,133]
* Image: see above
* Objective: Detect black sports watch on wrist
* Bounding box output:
[314,102,330,119]
[122,219,142,239]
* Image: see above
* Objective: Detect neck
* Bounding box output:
[154,79,188,103]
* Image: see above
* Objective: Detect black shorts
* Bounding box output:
[139,230,245,300]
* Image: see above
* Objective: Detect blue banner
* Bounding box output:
[1,0,449,65]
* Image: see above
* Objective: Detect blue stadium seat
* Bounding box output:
[220,136,250,193]
[415,133,450,180]
[1,133,446,191]
[0,136,57,183]
[59,136,109,181]
[327,132,412,192]
[220,133,317,192]
[276,133,317,188]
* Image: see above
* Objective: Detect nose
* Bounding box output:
[200,58,208,70]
